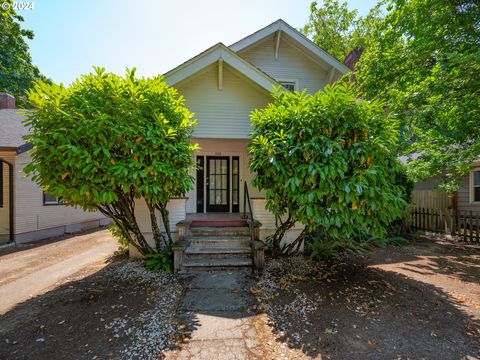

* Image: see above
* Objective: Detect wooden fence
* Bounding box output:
[411,207,480,242]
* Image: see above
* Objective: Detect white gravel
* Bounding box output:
[103,260,184,360]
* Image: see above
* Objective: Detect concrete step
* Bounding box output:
[185,245,251,258]
[190,226,250,237]
[182,257,252,270]
[189,235,251,246]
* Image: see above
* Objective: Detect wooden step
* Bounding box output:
[182,257,252,270]
[188,235,251,246]
[185,245,251,258]
[190,219,248,227]
[190,226,250,237]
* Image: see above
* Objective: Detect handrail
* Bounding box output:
[243,181,255,268]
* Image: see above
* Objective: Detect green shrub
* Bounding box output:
[108,223,129,255]
[145,246,173,272]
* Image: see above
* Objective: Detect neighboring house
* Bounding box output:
[0,93,110,245]
[411,168,480,213]
[132,19,350,252]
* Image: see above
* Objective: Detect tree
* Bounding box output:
[356,0,480,191]
[0,1,48,108]
[249,83,407,256]
[302,0,382,61]
[24,67,197,255]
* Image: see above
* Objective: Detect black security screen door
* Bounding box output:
[206,156,230,212]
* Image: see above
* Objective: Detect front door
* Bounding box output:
[206,156,230,212]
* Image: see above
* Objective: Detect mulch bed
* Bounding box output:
[0,257,185,360]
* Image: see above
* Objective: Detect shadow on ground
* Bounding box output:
[253,242,480,359]
[0,256,193,360]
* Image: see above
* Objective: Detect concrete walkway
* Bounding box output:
[0,229,117,314]
[166,271,263,360]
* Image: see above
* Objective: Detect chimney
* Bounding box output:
[0,93,16,109]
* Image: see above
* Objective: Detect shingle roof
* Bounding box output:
[0,109,30,150]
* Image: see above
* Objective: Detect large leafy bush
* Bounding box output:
[249,82,408,256]
[25,67,197,256]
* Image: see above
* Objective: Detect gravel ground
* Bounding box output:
[0,256,185,360]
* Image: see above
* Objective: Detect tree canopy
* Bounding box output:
[302,0,382,61]
[249,83,407,256]
[356,0,480,191]
[0,1,48,108]
[24,68,197,255]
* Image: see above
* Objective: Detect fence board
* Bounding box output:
[410,207,480,243]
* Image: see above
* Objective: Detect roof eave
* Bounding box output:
[163,43,280,92]
[230,19,351,75]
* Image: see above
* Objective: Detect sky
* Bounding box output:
[19,0,378,85]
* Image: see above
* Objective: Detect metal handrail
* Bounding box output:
[243,181,255,267]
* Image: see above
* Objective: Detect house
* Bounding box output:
[0,93,110,245]
[411,169,480,213]
[131,19,350,268]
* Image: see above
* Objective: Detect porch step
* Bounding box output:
[185,245,251,258]
[189,235,251,246]
[182,257,252,270]
[190,226,250,237]
[190,219,248,228]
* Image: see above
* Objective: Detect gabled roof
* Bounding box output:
[163,43,280,92]
[230,19,350,75]
[0,109,31,153]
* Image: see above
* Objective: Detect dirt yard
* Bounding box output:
[0,236,479,359]
[0,257,184,360]
[252,238,480,359]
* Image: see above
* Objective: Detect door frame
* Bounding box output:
[206,156,230,212]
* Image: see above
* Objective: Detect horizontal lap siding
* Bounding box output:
[175,63,271,139]
[135,198,186,234]
[457,175,480,213]
[237,35,329,94]
[0,151,15,238]
[14,153,106,235]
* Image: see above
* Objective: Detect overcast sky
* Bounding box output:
[20,0,378,84]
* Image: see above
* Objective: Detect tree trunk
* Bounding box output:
[98,195,155,255]
[282,227,309,255]
[157,204,173,245]
[271,215,295,257]
[146,202,164,252]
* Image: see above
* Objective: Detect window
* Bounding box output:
[278,80,297,92]
[43,192,64,205]
[472,170,480,203]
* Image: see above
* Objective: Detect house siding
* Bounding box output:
[175,63,271,139]
[236,34,330,94]
[458,175,480,213]
[252,198,305,244]
[14,152,107,240]
[133,198,187,253]
[413,174,480,213]
[0,151,15,243]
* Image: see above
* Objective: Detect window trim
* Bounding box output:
[43,192,65,206]
[278,79,299,92]
[469,168,480,204]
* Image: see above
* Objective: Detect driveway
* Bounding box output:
[0,229,117,314]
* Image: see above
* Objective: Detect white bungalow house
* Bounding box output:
[0,94,110,245]
[133,20,350,268]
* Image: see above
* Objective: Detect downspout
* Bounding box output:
[0,159,14,243]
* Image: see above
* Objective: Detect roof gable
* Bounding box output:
[229,19,350,75]
[163,43,280,93]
